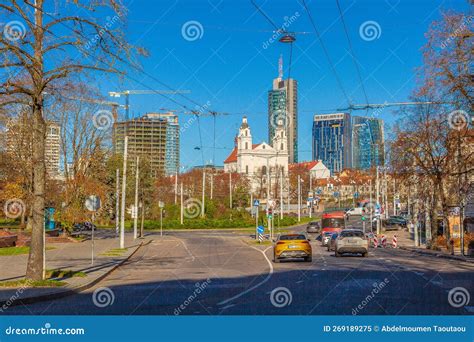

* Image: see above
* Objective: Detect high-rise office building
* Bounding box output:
[45,121,61,178]
[114,112,179,177]
[312,113,352,174]
[6,118,61,179]
[268,55,298,163]
[352,116,385,170]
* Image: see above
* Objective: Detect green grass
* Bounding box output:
[0,246,30,256]
[45,269,87,279]
[0,279,66,288]
[100,248,128,257]
[0,246,56,256]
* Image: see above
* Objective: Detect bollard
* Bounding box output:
[381,235,387,248]
[373,235,379,248]
[392,235,398,248]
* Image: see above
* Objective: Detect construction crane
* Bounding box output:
[109,89,191,120]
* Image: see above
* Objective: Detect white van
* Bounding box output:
[345,207,365,217]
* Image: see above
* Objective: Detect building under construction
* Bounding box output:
[114,112,179,177]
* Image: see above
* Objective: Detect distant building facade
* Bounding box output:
[45,122,61,179]
[114,112,179,177]
[6,118,61,179]
[352,116,385,170]
[312,113,352,174]
[268,55,298,163]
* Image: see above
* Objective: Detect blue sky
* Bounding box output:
[106,0,469,169]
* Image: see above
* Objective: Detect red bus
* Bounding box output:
[321,211,346,234]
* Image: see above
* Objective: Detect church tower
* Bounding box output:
[272,118,287,152]
[237,116,252,151]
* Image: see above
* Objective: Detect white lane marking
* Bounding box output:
[464,306,474,313]
[296,280,304,284]
[217,246,273,306]
[171,237,195,261]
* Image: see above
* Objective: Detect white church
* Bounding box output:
[224,117,289,194]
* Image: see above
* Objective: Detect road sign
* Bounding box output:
[354,192,359,199]
[85,195,101,212]
[253,199,260,207]
[131,205,138,219]
[267,199,276,209]
[257,226,264,234]
[333,191,340,198]
[158,201,164,208]
[316,188,322,195]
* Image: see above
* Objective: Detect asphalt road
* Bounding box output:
[3,223,473,315]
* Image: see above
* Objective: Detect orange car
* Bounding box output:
[273,234,312,263]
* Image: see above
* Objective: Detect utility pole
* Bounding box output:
[229,172,232,209]
[201,169,206,218]
[180,182,184,225]
[280,169,283,219]
[140,201,145,238]
[120,136,128,249]
[376,166,380,235]
[369,179,373,230]
[174,171,178,205]
[115,168,120,237]
[384,169,388,219]
[392,178,396,216]
[133,156,140,239]
[297,175,301,222]
[414,179,419,247]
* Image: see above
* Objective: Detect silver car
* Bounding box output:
[335,229,369,257]
[321,231,333,247]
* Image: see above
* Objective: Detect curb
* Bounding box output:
[399,246,473,263]
[0,239,152,308]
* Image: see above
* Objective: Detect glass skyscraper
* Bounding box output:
[352,116,384,170]
[268,56,298,163]
[312,113,352,174]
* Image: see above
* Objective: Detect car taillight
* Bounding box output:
[276,242,286,245]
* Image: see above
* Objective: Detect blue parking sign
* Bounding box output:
[257,225,264,234]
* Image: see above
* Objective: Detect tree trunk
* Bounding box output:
[25,102,46,281]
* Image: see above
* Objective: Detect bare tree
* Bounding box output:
[0,0,142,280]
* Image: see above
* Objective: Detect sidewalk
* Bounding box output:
[0,231,150,308]
[381,230,473,263]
